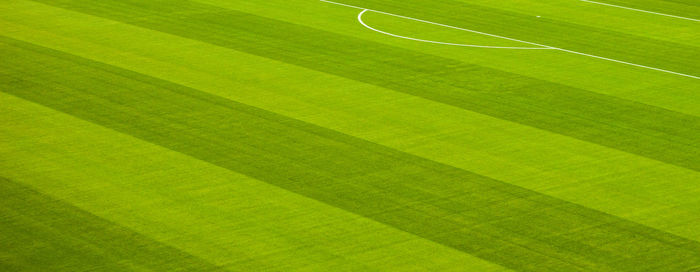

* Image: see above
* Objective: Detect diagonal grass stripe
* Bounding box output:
[27,0,700,173]
[2,36,699,272]
[0,177,226,271]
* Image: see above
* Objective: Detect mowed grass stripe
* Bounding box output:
[0,177,225,272]
[0,93,516,272]
[5,0,700,242]
[29,0,700,172]
[3,37,700,272]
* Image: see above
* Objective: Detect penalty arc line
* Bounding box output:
[321,0,554,48]
[358,10,551,49]
[579,0,700,22]
[320,0,700,80]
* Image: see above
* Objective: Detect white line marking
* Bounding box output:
[321,0,555,48]
[579,0,700,22]
[321,0,700,79]
[550,48,699,79]
[358,10,551,49]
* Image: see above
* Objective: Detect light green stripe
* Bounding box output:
[0,177,225,271]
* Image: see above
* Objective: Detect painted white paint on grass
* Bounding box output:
[320,0,700,80]
[320,0,555,48]
[358,10,551,49]
[579,0,700,22]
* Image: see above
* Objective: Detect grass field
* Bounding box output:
[1,0,700,271]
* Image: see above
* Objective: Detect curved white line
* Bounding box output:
[322,0,699,79]
[357,10,551,50]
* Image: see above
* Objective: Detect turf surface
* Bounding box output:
[1,0,699,271]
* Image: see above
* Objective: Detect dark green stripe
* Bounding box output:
[27,0,700,173]
[0,177,225,272]
[3,36,700,272]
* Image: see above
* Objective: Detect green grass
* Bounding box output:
[1,0,699,271]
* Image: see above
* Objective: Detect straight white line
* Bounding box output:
[579,0,700,22]
[358,10,551,49]
[321,0,700,79]
[554,48,699,79]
